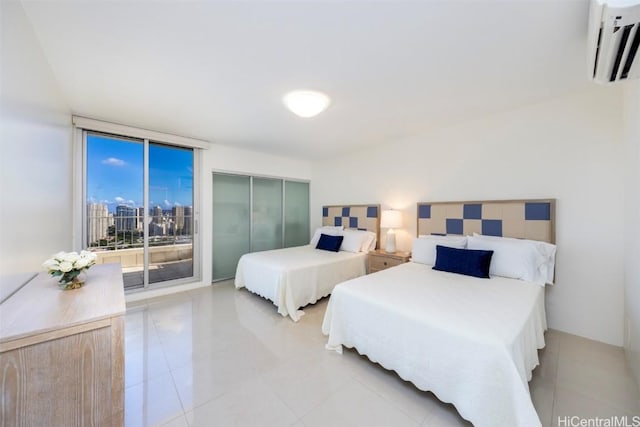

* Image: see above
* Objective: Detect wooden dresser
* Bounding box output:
[0,263,126,426]
[368,249,411,273]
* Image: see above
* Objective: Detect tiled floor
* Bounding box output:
[124,281,640,427]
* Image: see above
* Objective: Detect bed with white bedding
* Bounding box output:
[235,245,367,321]
[234,204,380,321]
[323,262,545,427]
[322,199,556,427]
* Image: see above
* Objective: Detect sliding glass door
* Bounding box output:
[148,143,194,284]
[211,173,309,282]
[85,132,198,290]
[86,133,144,289]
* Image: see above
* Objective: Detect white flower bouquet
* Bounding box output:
[43,250,98,290]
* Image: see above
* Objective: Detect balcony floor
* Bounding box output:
[123,259,193,290]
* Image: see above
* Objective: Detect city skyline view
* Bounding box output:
[86,133,194,213]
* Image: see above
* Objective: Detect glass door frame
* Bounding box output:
[80,130,201,292]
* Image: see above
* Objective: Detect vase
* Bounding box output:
[59,271,87,290]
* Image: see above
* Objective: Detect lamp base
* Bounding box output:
[385,230,397,253]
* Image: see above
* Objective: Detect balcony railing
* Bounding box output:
[87,213,193,289]
[92,245,193,289]
[87,214,193,251]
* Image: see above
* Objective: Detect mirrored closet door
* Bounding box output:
[284,180,310,247]
[252,177,283,252]
[211,173,251,281]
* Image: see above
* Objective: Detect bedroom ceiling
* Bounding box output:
[20,0,591,160]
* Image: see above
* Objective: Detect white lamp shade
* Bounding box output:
[380,210,402,229]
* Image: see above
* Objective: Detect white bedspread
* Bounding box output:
[322,262,546,427]
[235,245,366,321]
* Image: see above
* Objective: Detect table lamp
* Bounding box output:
[380,209,402,253]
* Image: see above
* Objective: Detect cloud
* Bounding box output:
[114,196,126,203]
[164,199,171,207]
[101,157,125,167]
[174,202,181,207]
[127,200,135,205]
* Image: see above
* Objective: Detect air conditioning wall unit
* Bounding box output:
[588,0,640,83]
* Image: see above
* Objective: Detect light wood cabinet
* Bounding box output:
[368,249,411,273]
[0,264,126,426]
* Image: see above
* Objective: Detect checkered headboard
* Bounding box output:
[417,199,555,243]
[322,204,381,248]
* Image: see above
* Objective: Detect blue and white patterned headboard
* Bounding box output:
[417,199,555,243]
[322,204,381,248]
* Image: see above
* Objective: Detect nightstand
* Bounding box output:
[368,249,411,273]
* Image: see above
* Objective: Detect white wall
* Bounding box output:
[311,87,625,346]
[0,1,72,294]
[205,144,312,180]
[624,80,640,382]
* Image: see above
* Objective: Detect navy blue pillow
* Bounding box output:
[316,234,344,252]
[432,245,493,279]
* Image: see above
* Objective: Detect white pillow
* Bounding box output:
[340,229,369,253]
[471,233,556,284]
[360,230,377,252]
[310,226,344,247]
[411,235,467,265]
[467,235,549,284]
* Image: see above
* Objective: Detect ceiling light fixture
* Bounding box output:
[283,90,331,118]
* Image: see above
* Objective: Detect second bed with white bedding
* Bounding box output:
[322,261,546,427]
[235,245,367,321]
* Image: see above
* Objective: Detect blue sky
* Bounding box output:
[87,134,193,212]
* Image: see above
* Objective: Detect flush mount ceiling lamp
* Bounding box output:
[283,90,331,118]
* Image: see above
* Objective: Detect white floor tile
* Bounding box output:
[556,336,639,413]
[421,401,473,427]
[171,350,261,412]
[301,379,420,427]
[185,377,298,427]
[533,342,560,383]
[529,375,555,427]
[552,385,638,427]
[348,356,440,423]
[258,351,353,418]
[125,343,170,388]
[160,414,190,427]
[125,372,185,427]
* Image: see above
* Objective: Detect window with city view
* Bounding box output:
[86,133,195,290]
